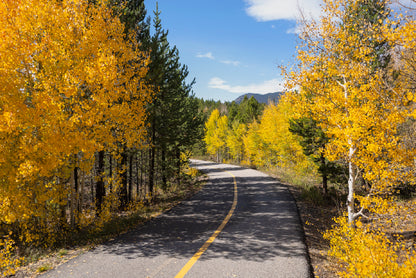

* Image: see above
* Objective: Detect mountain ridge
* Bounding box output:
[234,92,283,104]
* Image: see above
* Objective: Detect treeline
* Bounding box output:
[203,95,317,177]
[204,0,416,276]
[203,93,347,195]
[195,96,265,158]
[0,0,202,272]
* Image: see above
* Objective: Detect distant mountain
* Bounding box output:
[234,92,283,104]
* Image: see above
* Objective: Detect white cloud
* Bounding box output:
[196,52,214,59]
[196,52,241,66]
[244,0,322,21]
[220,60,241,66]
[286,25,302,34]
[208,77,284,94]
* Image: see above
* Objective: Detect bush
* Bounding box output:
[0,235,22,276]
[324,215,416,278]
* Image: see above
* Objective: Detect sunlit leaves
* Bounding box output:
[257,95,314,173]
[324,215,416,278]
[286,0,416,275]
[204,109,229,162]
[286,0,415,221]
[0,0,152,251]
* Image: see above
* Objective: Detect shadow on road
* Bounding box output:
[95,161,306,264]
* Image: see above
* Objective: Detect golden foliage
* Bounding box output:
[0,0,153,255]
[204,109,229,162]
[226,122,247,163]
[324,214,416,278]
[285,0,416,275]
[286,0,415,223]
[0,235,22,276]
[257,95,316,173]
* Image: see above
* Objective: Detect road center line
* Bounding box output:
[174,170,238,278]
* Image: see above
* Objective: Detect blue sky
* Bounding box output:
[144,0,322,102]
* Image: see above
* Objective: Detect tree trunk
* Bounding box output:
[74,165,79,218]
[70,165,78,228]
[136,151,140,198]
[91,176,94,204]
[128,152,133,202]
[149,146,155,197]
[320,152,328,195]
[80,169,84,213]
[347,145,356,224]
[119,150,128,209]
[96,150,106,213]
[161,147,167,189]
[176,148,181,186]
[142,150,145,198]
[109,154,113,193]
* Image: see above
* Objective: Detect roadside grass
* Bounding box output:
[12,169,207,278]
[57,249,68,257]
[36,264,52,273]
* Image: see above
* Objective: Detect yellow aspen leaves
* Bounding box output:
[0,235,22,276]
[204,109,229,163]
[324,215,416,278]
[286,0,416,275]
[0,0,153,254]
[286,0,414,221]
[257,94,315,173]
[226,122,247,163]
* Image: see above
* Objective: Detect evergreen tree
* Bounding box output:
[228,96,264,125]
[106,0,151,208]
[146,4,203,192]
[289,117,346,195]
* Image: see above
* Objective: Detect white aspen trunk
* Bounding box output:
[347,145,356,224]
[341,78,356,224]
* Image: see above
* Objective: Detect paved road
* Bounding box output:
[41,160,311,278]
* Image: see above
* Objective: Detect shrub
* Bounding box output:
[324,215,416,278]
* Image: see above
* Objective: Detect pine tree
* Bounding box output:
[228,96,263,125]
[146,4,202,192]
[289,117,346,195]
[107,0,151,208]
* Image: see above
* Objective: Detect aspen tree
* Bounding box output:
[226,122,247,164]
[0,0,152,245]
[287,0,416,275]
[257,95,314,173]
[204,109,229,163]
[286,0,412,223]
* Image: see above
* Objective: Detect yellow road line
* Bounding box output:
[174,171,238,278]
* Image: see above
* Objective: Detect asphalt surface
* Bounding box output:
[41,160,311,278]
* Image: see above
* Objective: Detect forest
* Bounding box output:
[0,0,415,277]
